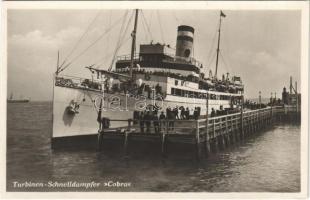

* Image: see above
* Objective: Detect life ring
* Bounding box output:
[66,105,76,115]
[66,101,80,115]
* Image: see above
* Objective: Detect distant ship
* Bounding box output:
[52,9,244,142]
[7,93,30,103]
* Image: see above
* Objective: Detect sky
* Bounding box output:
[7,9,301,101]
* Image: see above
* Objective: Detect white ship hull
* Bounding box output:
[52,85,231,139]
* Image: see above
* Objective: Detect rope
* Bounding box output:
[205,24,218,68]
[173,11,181,24]
[59,10,102,70]
[96,35,131,69]
[105,10,112,59]
[207,50,216,69]
[141,13,149,43]
[108,11,134,71]
[95,11,133,69]
[106,10,129,71]
[156,10,165,44]
[219,51,231,74]
[140,13,149,43]
[58,11,128,73]
[141,10,153,42]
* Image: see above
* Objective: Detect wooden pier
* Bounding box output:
[97,105,300,159]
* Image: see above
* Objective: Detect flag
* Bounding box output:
[220,11,226,18]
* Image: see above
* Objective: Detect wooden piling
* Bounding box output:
[195,120,201,160]
[225,116,229,145]
[240,112,244,140]
[204,95,210,157]
[270,106,273,125]
[123,119,133,156]
[123,131,129,156]
[161,131,166,157]
[97,130,104,151]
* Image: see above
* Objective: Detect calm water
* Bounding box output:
[7,102,300,192]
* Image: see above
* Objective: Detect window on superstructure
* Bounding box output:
[171,88,176,95]
[176,89,182,96]
[175,80,178,86]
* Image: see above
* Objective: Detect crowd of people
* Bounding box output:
[131,101,273,133]
[244,100,267,110]
[133,110,168,134]
[210,106,241,117]
[133,106,202,134]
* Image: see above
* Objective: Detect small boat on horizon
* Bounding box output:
[7,93,30,103]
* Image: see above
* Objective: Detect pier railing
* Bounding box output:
[102,106,298,135]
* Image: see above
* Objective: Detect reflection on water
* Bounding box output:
[7,102,300,192]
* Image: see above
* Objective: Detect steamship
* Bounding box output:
[52,10,244,144]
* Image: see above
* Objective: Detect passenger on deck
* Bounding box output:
[173,106,179,120]
[144,111,152,133]
[146,86,152,99]
[185,107,190,119]
[155,83,162,96]
[180,107,186,119]
[193,107,199,120]
[219,105,224,116]
[167,107,174,131]
[153,112,160,134]
[211,108,216,117]
[133,110,139,125]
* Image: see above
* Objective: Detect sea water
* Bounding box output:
[7,102,300,192]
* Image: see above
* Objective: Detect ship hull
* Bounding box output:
[52,85,231,142]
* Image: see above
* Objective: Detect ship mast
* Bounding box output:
[130,9,139,79]
[214,11,226,79]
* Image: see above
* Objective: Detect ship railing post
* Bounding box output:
[240,104,244,140]
[195,120,201,160]
[212,118,217,152]
[225,116,229,146]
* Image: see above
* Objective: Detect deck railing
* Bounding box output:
[116,53,203,68]
[55,75,102,91]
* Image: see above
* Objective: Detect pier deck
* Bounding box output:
[98,105,300,159]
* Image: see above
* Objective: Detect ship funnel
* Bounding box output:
[175,25,194,58]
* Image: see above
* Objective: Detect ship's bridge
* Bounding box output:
[115,43,203,76]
